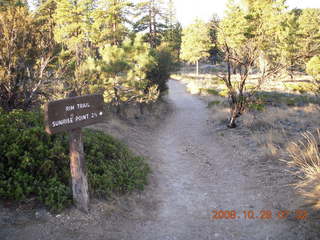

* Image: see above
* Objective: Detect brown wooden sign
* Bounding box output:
[44,94,105,213]
[44,94,104,134]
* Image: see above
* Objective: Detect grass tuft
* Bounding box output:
[285,129,320,209]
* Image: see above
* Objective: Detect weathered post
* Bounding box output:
[44,94,104,212]
[69,128,89,212]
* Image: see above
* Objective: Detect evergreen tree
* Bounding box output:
[162,0,182,62]
[297,8,320,65]
[165,0,175,27]
[306,55,320,86]
[54,0,95,95]
[0,1,56,110]
[208,14,221,64]
[92,0,132,46]
[85,35,159,109]
[180,19,211,75]
[162,22,182,61]
[133,0,167,48]
[277,9,301,79]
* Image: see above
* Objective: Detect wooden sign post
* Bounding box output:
[44,94,104,212]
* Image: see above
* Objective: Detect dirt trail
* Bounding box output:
[125,80,303,240]
[1,80,318,240]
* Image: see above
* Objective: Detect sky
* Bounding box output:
[174,0,320,26]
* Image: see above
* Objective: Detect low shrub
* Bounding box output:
[0,109,150,212]
[219,89,229,97]
[206,89,220,96]
[248,102,265,112]
[284,82,315,94]
[207,100,221,108]
[306,56,320,82]
[247,97,266,112]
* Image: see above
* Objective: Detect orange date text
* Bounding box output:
[210,209,308,220]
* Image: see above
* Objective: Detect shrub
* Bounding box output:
[306,56,320,94]
[219,89,229,97]
[285,82,315,94]
[285,129,320,209]
[0,109,150,211]
[206,89,220,96]
[248,102,265,112]
[85,130,150,196]
[207,100,221,108]
[147,44,177,93]
[306,56,320,81]
[247,96,266,112]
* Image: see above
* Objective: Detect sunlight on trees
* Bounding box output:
[0,0,178,111]
[216,0,297,128]
[0,1,56,110]
[180,19,211,76]
[1,0,320,123]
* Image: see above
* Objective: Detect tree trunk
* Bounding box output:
[228,116,237,128]
[227,103,242,128]
[232,63,237,74]
[69,128,89,213]
[196,60,199,76]
[290,59,294,80]
[227,108,238,128]
[139,102,144,115]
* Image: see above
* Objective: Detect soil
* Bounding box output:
[1,80,320,240]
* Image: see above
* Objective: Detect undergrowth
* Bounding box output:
[0,109,150,212]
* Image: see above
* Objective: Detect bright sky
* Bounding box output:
[175,0,320,26]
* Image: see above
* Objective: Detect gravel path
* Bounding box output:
[1,80,319,240]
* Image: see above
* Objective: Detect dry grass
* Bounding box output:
[188,65,320,209]
[178,64,320,210]
[241,104,319,130]
[171,71,227,96]
[250,128,288,159]
[210,105,230,125]
[284,129,320,209]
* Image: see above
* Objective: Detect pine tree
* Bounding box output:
[92,0,132,46]
[54,0,95,95]
[208,14,221,64]
[133,0,167,48]
[166,0,175,25]
[86,35,159,109]
[180,19,211,75]
[162,0,182,61]
[297,8,320,65]
[33,0,58,68]
[0,1,56,110]
[277,9,301,79]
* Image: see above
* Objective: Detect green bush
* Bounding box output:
[147,44,177,92]
[85,130,150,196]
[0,109,150,211]
[206,88,220,96]
[285,82,315,94]
[207,100,221,108]
[219,89,229,97]
[306,56,320,81]
[248,102,265,111]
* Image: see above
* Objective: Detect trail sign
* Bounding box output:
[44,94,104,134]
[44,94,105,212]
